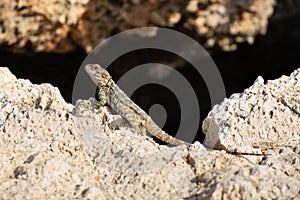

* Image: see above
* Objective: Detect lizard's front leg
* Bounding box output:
[97,87,109,106]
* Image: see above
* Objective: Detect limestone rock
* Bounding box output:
[203,69,300,154]
[71,0,186,52]
[185,0,276,51]
[0,0,277,53]
[206,165,299,199]
[0,67,197,199]
[188,146,300,199]
[0,67,299,199]
[0,0,88,53]
[0,67,103,199]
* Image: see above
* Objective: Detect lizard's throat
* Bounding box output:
[98,78,113,87]
[106,78,113,86]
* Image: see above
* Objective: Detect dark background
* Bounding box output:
[0,4,299,143]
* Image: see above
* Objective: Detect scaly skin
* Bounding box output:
[85,64,188,146]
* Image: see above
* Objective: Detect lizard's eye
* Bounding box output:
[102,71,110,78]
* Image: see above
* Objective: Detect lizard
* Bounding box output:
[85,64,188,146]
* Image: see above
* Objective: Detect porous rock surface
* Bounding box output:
[203,69,300,155]
[0,67,299,199]
[184,0,276,51]
[0,0,276,53]
[0,0,89,53]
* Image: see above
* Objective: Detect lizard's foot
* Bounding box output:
[88,98,104,110]
[73,98,105,118]
[73,99,97,117]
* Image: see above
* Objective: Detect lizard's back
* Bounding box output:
[108,81,187,145]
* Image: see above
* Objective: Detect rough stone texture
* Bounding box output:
[0,0,276,53]
[0,67,102,199]
[0,0,88,53]
[203,69,300,154]
[188,147,300,199]
[0,67,299,199]
[0,67,198,199]
[71,0,186,52]
[185,0,276,51]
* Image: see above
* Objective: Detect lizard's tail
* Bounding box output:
[147,119,188,146]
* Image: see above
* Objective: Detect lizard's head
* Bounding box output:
[85,64,112,87]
